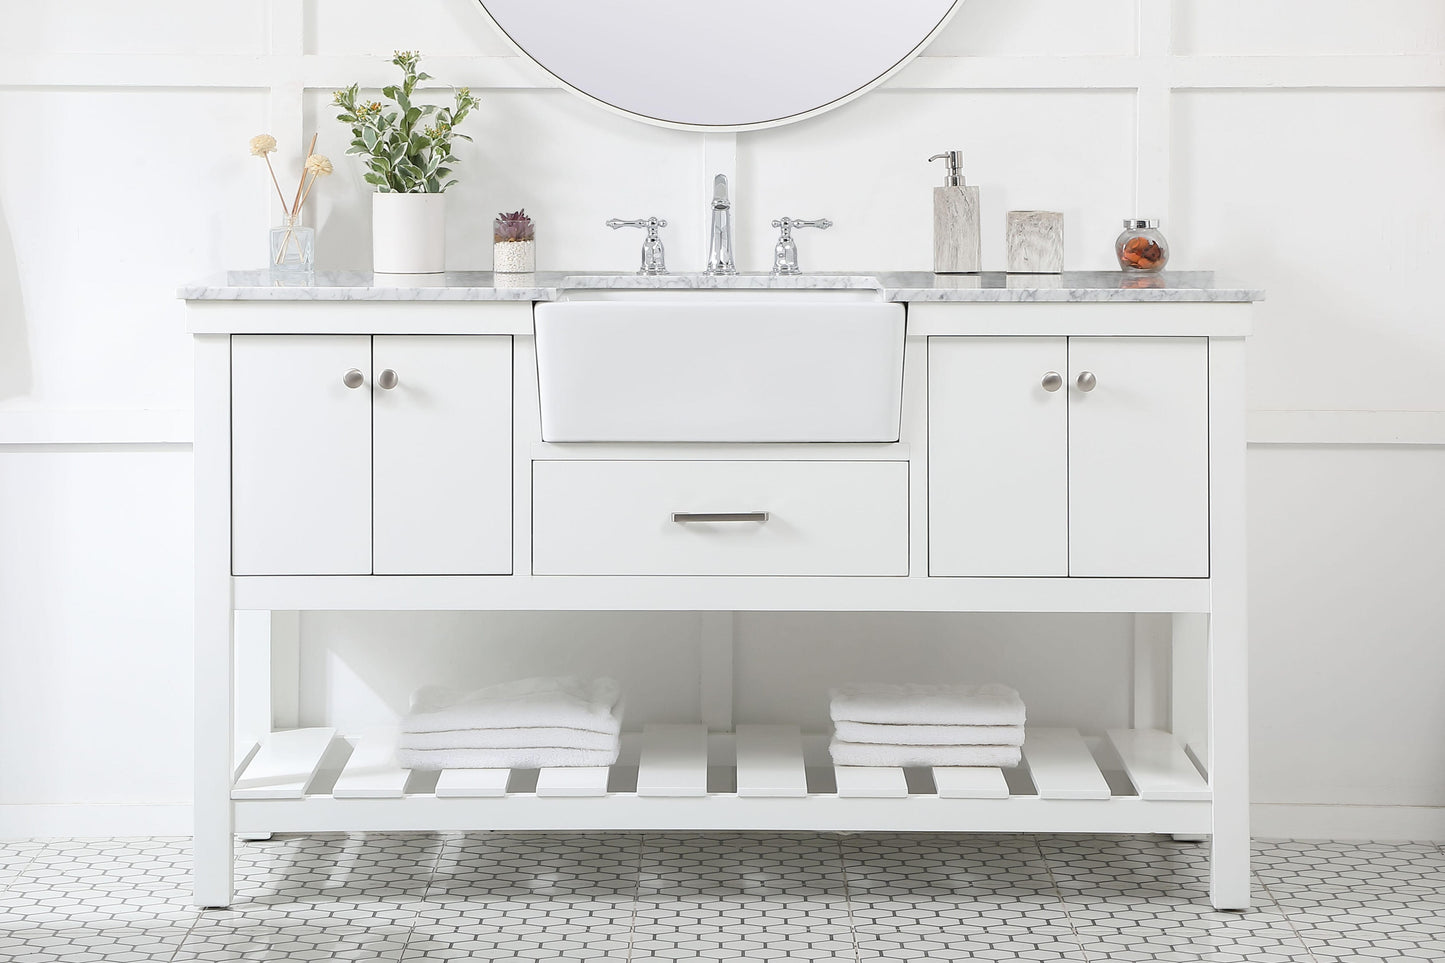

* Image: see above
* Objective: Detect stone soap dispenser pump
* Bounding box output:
[929,150,981,273]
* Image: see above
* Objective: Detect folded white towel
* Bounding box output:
[403,676,622,736]
[832,720,1025,747]
[829,739,1021,769]
[398,726,619,753]
[397,741,620,772]
[829,682,1025,727]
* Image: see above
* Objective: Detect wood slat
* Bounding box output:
[1106,729,1212,801]
[834,766,908,798]
[233,728,336,799]
[435,768,510,798]
[1021,728,1111,800]
[536,766,610,797]
[637,724,708,797]
[933,767,1010,799]
[332,730,408,799]
[735,725,807,798]
[234,741,260,783]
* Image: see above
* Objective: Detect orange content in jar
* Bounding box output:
[1120,235,1163,270]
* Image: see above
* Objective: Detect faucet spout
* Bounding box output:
[706,174,737,276]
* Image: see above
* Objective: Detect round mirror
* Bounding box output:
[474,0,965,131]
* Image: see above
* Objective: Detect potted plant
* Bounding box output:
[334,51,479,274]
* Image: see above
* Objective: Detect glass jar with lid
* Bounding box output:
[1115,219,1169,273]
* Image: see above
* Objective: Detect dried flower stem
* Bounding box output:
[296,171,321,211]
[288,133,318,217]
[261,155,290,211]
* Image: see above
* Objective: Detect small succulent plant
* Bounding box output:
[494,209,535,242]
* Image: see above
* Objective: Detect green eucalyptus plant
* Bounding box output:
[333,51,479,193]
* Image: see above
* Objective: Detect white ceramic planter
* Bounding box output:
[372,192,446,274]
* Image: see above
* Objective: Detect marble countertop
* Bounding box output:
[179,270,1263,302]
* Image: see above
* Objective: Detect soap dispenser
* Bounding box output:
[929,150,981,274]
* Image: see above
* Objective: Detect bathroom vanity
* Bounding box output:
[183,270,1259,911]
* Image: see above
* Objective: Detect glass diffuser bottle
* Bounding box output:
[269,213,315,276]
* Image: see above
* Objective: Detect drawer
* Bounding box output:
[533,460,909,576]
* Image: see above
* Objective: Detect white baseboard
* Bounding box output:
[2,801,1441,843]
[0,804,192,839]
[1252,803,1445,842]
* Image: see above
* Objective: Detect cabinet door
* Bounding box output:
[373,335,513,575]
[929,337,1068,576]
[1068,337,1209,577]
[232,335,372,575]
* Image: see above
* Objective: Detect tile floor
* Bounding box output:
[0,832,1441,961]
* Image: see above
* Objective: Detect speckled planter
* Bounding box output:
[495,240,535,273]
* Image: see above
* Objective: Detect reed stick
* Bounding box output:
[296,170,321,212]
[262,155,290,212]
[289,133,318,217]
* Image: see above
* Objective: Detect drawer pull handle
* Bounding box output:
[1076,370,1098,392]
[377,368,399,390]
[672,511,770,523]
[342,368,365,389]
[1041,371,1062,392]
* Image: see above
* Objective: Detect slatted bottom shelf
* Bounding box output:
[231,725,1212,836]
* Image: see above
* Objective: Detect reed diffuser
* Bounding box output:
[250,133,332,274]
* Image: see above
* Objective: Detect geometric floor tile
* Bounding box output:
[845,834,1087,962]
[404,833,641,961]
[1252,841,1445,963]
[1042,835,1317,963]
[632,834,854,963]
[0,838,197,963]
[2,832,1442,961]
[0,842,43,891]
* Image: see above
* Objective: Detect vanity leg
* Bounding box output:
[194,334,235,908]
[1205,336,1250,911]
[1207,605,1250,910]
[194,591,235,907]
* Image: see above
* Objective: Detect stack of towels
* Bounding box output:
[828,682,1026,768]
[397,675,623,771]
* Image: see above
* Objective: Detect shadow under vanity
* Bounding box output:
[181,269,1260,912]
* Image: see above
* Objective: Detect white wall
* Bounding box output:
[1,0,1443,838]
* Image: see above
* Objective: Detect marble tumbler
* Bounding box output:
[1006,211,1064,273]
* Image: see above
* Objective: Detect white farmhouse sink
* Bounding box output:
[534,288,905,443]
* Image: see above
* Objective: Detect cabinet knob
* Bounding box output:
[342,368,364,389]
[377,368,399,390]
[1076,370,1098,392]
[1041,371,1063,392]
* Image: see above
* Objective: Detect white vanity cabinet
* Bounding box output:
[185,276,1257,915]
[231,334,513,577]
[929,336,1209,578]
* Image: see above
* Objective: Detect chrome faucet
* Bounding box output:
[607,216,668,275]
[770,216,833,275]
[705,174,736,276]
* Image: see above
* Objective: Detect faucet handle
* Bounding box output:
[770,216,833,235]
[606,217,669,276]
[607,217,667,236]
[770,216,833,276]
